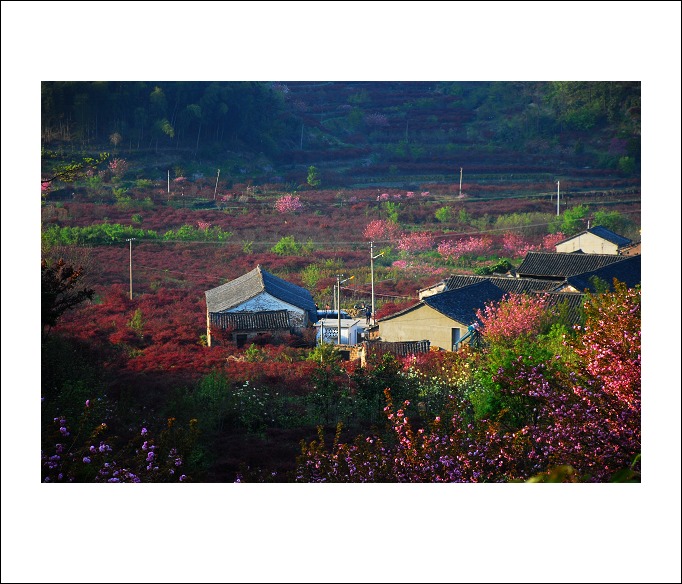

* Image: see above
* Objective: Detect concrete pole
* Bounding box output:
[557,181,560,216]
[337,275,341,345]
[370,241,375,327]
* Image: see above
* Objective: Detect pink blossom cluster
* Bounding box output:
[476,293,550,343]
[108,158,128,177]
[220,194,234,202]
[197,221,211,230]
[376,193,390,201]
[41,181,50,194]
[439,236,492,259]
[274,194,303,214]
[397,231,435,252]
[502,232,527,258]
[363,219,401,241]
[542,232,565,250]
[421,191,430,197]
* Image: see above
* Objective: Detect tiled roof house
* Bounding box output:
[555,226,633,255]
[378,280,506,350]
[205,265,317,346]
[559,254,641,293]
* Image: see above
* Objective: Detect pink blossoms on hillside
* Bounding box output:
[274,194,303,214]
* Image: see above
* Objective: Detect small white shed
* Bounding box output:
[314,318,363,346]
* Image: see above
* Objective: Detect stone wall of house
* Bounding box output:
[230,292,307,328]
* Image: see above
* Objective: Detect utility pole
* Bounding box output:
[336,274,354,345]
[167,170,170,194]
[336,275,342,345]
[213,169,220,200]
[556,180,560,216]
[370,242,384,327]
[459,167,463,197]
[126,238,136,300]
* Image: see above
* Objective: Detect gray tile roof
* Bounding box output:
[541,292,586,327]
[443,274,560,294]
[381,281,508,325]
[517,252,627,280]
[209,310,291,332]
[205,265,317,317]
[566,254,641,292]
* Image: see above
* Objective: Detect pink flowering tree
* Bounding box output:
[397,231,435,253]
[197,221,211,231]
[274,194,303,214]
[502,231,528,258]
[476,293,552,345]
[456,236,492,257]
[542,232,565,250]
[363,219,401,242]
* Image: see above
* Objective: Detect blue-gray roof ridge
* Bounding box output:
[566,254,641,292]
[205,265,316,314]
[380,281,508,324]
[442,274,560,294]
[423,280,507,324]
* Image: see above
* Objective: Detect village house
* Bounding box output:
[205,265,317,346]
[555,225,633,255]
[377,280,506,351]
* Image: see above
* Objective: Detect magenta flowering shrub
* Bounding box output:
[197,221,211,231]
[376,193,390,201]
[274,194,303,213]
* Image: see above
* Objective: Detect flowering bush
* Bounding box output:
[274,194,303,213]
[41,401,198,483]
[108,158,128,178]
[363,219,400,242]
[397,231,435,252]
[476,293,552,344]
[439,236,492,260]
[542,232,565,250]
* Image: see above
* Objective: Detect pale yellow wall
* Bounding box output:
[378,304,466,350]
[556,232,618,254]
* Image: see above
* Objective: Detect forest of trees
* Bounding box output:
[41,81,641,179]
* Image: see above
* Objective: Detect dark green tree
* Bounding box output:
[41,258,95,338]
